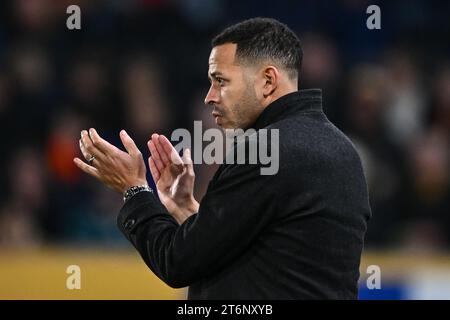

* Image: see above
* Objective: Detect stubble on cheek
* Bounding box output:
[232,84,260,129]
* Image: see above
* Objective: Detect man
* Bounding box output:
[75,18,371,299]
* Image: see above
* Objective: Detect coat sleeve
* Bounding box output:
[117,162,278,288]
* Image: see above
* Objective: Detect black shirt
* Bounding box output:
[117,89,372,299]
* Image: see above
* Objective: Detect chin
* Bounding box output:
[216,120,231,129]
[219,124,231,131]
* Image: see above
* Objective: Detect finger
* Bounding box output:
[159,135,183,165]
[73,157,101,180]
[80,130,106,162]
[79,138,97,161]
[149,134,165,162]
[119,130,141,157]
[148,139,165,172]
[148,156,160,182]
[153,135,170,165]
[79,139,91,160]
[182,148,195,176]
[88,128,121,155]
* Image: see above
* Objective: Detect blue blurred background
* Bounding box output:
[0,0,449,299]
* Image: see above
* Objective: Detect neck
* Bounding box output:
[262,82,298,108]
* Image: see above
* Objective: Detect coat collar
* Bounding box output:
[251,89,323,130]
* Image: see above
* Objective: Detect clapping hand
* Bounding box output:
[148,134,199,224]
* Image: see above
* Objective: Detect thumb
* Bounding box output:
[182,148,195,176]
[120,130,141,156]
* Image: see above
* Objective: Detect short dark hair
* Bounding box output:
[212,17,303,80]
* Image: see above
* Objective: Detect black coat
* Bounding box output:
[117,89,371,299]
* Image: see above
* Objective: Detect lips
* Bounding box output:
[212,112,222,125]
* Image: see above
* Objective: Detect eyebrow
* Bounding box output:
[208,71,224,79]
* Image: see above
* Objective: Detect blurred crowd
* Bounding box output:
[0,0,449,251]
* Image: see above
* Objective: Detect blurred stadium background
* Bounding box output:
[0,0,449,299]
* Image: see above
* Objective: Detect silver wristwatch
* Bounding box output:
[123,184,153,203]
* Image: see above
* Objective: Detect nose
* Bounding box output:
[204,85,219,106]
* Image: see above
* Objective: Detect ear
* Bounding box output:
[261,66,279,98]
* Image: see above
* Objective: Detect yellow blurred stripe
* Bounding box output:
[3,248,450,299]
[0,247,186,300]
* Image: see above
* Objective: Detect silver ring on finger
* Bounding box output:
[88,155,96,166]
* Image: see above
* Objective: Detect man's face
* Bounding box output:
[205,43,261,130]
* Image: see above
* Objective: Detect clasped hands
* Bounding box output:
[74,129,199,224]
